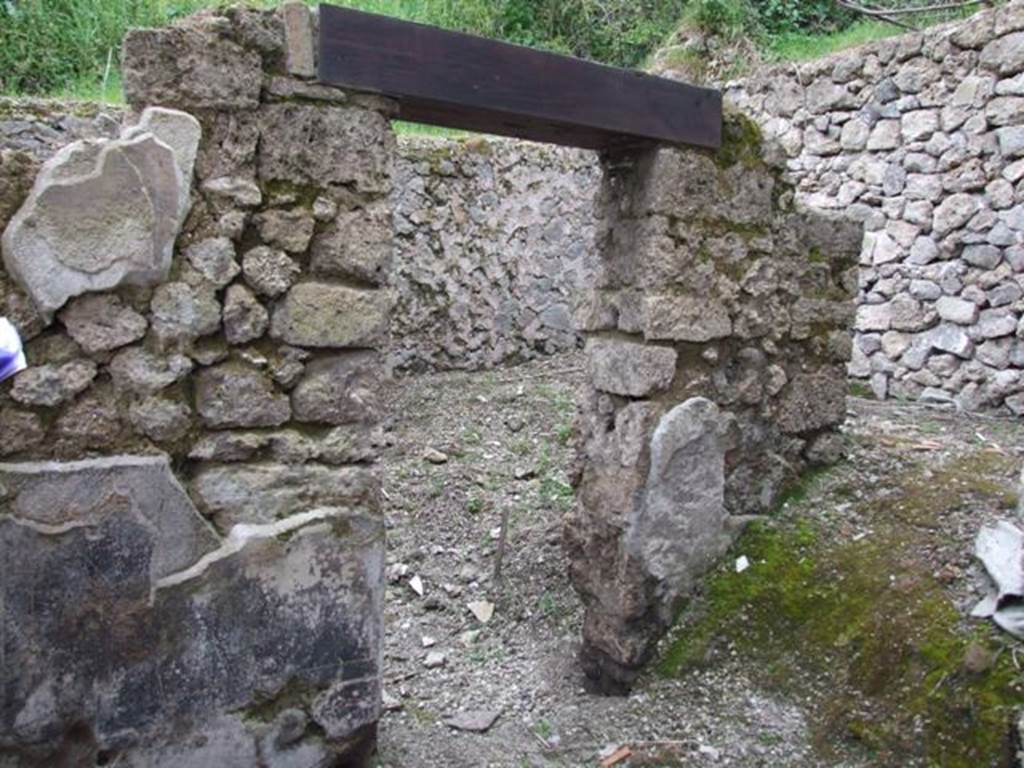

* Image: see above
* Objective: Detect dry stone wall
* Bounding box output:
[563,117,859,693]
[389,137,599,372]
[723,0,1024,413]
[0,5,390,765]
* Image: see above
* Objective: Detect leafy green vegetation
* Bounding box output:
[682,0,853,42]
[659,451,1023,767]
[0,0,998,102]
[0,0,686,98]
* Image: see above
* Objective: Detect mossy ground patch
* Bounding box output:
[659,449,1024,767]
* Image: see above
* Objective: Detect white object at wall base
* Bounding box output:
[0,318,26,383]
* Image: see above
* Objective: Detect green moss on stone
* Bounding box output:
[262,180,322,210]
[714,112,764,170]
[659,450,1024,766]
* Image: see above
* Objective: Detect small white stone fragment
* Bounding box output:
[423,448,449,464]
[467,600,494,624]
[409,575,425,596]
[698,744,722,761]
[423,651,446,669]
[735,555,750,573]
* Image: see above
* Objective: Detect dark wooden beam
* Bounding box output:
[317,4,722,152]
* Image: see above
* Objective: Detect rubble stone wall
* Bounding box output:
[0,5,862,762]
[563,117,859,693]
[723,0,1024,412]
[0,5,390,766]
[390,136,599,372]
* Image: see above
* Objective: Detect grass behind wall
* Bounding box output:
[767,18,903,61]
[0,0,997,110]
[0,0,684,101]
[0,0,495,98]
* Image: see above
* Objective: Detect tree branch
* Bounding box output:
[835,0,920,30]
[858,0,988,15]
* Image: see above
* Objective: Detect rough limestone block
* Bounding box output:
[195,362,291,429]
[641,293,732,342]
[2,134,184,319]
[254,208,316,254]
[9,360,97,407]
[997,126,1024,158]
[185,237,240,287]
[128,395,192,442]
[122,25,263,110]
[242,245,300,297]
[292,352,383,425]
[108,347,193,394]
[586,338,677,397]
[150,281,221,344]
[282,2,316,77]
[0,455,383,765]
[310,204,393,285]
[222,284,269,345]
[271,283,392,348]
[774,369,849,434]
[257,104,394,192]
[980,31,1024,76]
[58,294,148,354]
[936,296,980,325]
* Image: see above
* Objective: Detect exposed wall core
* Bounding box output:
[0,3,855,764]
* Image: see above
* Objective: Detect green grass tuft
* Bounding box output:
[767,19,902,62]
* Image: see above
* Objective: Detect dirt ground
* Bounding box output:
[373,352,1024,768]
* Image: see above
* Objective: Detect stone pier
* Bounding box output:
[565,118,860,693]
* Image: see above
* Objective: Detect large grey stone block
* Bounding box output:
[195,362,291,429]
[122,24,263,110]
[271,283,392,349]
[625,398,733,603]
[586,338,677,397]
[292,352,383,425]
[0,454,383,765]
[257,104,393,193]
[1,109,198,320]
[641,293,732,342]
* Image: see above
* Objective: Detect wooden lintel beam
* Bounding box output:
[317,4,722,152]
